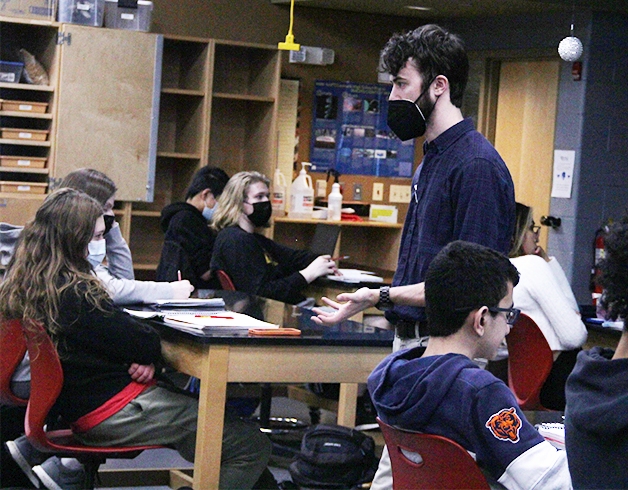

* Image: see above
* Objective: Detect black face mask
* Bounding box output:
[103,214,115,236]
[387,78,437,141]
[246,201,272,228]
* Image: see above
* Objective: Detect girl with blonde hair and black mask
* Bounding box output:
[211,171,337,305]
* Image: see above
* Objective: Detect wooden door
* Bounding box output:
[493,60,560,249]
[54,25,162,201]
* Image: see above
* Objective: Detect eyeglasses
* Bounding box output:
[487,306,521,325]
[529,225,541,235]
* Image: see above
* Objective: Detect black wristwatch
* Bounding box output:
[375,286,394,311]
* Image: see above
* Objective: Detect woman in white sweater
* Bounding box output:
[509,202,587,410]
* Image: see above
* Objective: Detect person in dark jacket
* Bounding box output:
[565,217,628,490]
[211,171,337,304]
[368,241,571,489]
[0,188,271,489]
[157,166,229,289]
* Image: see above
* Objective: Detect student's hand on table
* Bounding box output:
[300,255,338,283]
[312,287,379,325]
[170,280,194,298]
[128,363,155,383]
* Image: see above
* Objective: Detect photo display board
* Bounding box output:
[310,80,415,177]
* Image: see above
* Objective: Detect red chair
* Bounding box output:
[216,269,236,291]
[377,418,490,490]
[0,318,28,406]
[22,319,165,489]
[506,313,554,411]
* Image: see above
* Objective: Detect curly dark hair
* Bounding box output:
[598,216,628,323]
[380,24,469,108]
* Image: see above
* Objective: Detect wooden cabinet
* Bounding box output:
[0,16,161,225]
[0,21,281,276]
[128,36,281,275]
[272,217,403,273]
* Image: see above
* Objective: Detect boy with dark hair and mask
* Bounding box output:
[369,241,571,489]
[157,166,230,289]
[314,25,515,488]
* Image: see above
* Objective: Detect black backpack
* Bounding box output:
[289,424,378,489]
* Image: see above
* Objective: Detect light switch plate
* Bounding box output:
[373,183,384,201]
[390,184,411,203]
[316,179,327,198]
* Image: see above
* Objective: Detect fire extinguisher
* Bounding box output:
[590,224,608,305]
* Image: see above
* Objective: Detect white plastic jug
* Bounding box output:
[272,168,288,216]
[289,162,314,219]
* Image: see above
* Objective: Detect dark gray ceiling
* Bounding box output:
[270,0,628,18]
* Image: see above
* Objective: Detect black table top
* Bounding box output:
[143,290,394,347]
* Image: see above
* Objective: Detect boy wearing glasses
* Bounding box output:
[368,241,571,489]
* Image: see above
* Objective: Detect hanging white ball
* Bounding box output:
[558,36,583,62]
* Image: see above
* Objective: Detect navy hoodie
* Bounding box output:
[368,347,561,485]
[565,347,628,489]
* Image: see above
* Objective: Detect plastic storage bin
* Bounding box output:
[104,0,152,31]
[0,62,24,83]
[58,0,105,26]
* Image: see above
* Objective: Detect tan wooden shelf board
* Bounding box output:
[0,111,53,119]
[274,217,403,228]
[213,92,275,103]
[161,88,205,97]
[157,151,201,159]
[0,81,54,92]
[0,138,51,147]
[0,191,46,200]
[133,263,158,270]
[0,167,49,174]
[0,15,57,27]
[132,210,161,217]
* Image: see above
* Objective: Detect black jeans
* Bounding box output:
[539,348,580,411]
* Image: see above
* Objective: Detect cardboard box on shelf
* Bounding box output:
[0,0,57,20]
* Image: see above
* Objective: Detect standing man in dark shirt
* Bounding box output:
[314,24,515,489]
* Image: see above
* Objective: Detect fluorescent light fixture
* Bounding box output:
[406,5,433,11]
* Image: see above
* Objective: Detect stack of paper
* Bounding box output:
[326,269,384,284]
[152,298,226,309]
[125,308,279,335]
[536,423,565,450]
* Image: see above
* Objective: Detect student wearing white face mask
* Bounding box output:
[157,166,230,289]
[61,169,194,305]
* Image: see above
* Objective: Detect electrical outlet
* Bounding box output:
[316,179,327,198]
[353,183,363,201]
[373,183,384,201]
[390,184,411,203]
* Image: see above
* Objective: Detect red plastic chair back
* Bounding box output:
[216,270,236,291]
[506,313,554,411]
[377,418,490,490]
[23,319,163,455]
[0,318,28,406]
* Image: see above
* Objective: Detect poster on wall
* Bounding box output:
[310,80,415,177]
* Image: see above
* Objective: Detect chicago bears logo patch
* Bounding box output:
[485,407,522,443]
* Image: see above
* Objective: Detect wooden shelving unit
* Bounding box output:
[271,217,403,272]
[0,19,57,224]
[129,36,282,276]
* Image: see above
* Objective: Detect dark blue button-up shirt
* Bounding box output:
[387,118,515,324]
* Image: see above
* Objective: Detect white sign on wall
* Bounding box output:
[551,150,575,199]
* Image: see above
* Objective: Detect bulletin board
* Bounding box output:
[309,80,415,178]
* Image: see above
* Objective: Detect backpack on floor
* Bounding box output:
[289,424,378,489]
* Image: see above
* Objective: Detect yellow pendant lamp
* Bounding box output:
[278,0,300,51]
